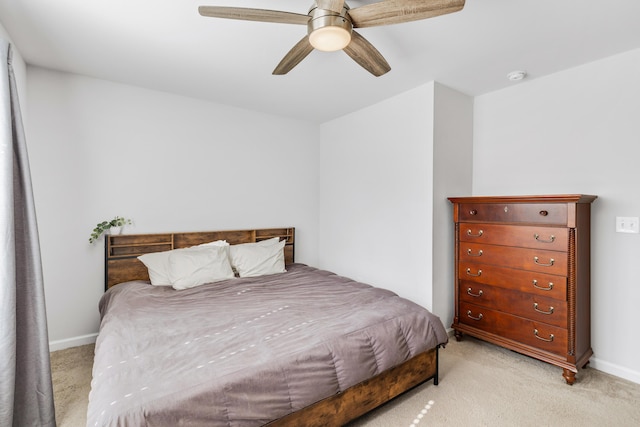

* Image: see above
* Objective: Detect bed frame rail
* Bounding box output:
[268,346,440,426]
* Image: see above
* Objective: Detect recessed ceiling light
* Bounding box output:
[507,70,527,81]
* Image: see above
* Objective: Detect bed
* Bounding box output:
[88,227,448,426]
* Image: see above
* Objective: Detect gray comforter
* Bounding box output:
[87,264,448,426]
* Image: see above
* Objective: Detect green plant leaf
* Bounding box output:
[89,216,133,244]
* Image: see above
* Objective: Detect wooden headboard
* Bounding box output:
[104,227,295,290]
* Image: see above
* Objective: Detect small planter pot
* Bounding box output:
[110,226,122,235]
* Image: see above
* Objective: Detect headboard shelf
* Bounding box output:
[105,227,295,290]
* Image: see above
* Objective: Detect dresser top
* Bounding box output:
[448,194,597,204]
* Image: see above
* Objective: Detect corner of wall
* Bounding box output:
[431,83,474,325]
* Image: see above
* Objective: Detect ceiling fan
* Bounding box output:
[199,0,465,77]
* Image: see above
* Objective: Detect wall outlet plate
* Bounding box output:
[616,217,639,233]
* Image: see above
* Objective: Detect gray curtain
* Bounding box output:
[0,40,56,426]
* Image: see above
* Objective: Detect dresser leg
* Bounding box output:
[562,369,576,385]
[454,330,463,341]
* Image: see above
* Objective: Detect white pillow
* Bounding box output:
[228,237,280,270]
[230,238,286,278]
[138,243,234,287]
[138,250,174,286]
[168,245,234,290]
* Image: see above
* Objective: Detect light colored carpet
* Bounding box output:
[51,337,640,427]
[50,343,94,427]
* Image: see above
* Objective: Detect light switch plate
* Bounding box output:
[616,217,639,233]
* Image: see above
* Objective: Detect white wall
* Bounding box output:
[319,84,436,309]
[318,82,473,320]
[473,49,640,383]
[26,68,320,349]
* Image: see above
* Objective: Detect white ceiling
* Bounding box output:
[1,0,639,123]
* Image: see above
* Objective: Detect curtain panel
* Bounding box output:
[0,40,56,427]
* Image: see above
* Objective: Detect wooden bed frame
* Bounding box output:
[103,227,441,426]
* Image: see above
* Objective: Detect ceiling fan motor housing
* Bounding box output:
[307,4,353,51]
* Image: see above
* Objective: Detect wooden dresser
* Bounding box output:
[448,195,597,384]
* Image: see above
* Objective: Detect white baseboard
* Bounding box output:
[590,357,640,385]
[49,333,98,352]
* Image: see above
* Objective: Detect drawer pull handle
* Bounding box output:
[533,303,554,315]
[467,287,483,297]
[466,268,482,277]
[534,234,555,243]
[469,209,478,215]
[466,310,483,321]
[539,210,549,216]
[466,229,484,237]
[532,280,554,291]
[534,329,554,342]
[467,249,483,257]
[534,256,554,267]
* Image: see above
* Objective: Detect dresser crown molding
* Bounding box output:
[448,194,597,204]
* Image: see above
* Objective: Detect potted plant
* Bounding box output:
[89,216,132,243]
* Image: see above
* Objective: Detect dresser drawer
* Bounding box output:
[459,223,568,251]
[458,264,566,299]
[460,243,567,275]
[459,282,567,327]
[460,302,568,356]
[459,203,568,225]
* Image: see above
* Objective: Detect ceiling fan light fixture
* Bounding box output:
[309,26,351,51]
[307,7,353,52]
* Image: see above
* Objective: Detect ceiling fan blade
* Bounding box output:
[317,0,345,14]
[343,30,391,77]
[198,6,309,25]
[273,36,315,75]
[349,0,465,28]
